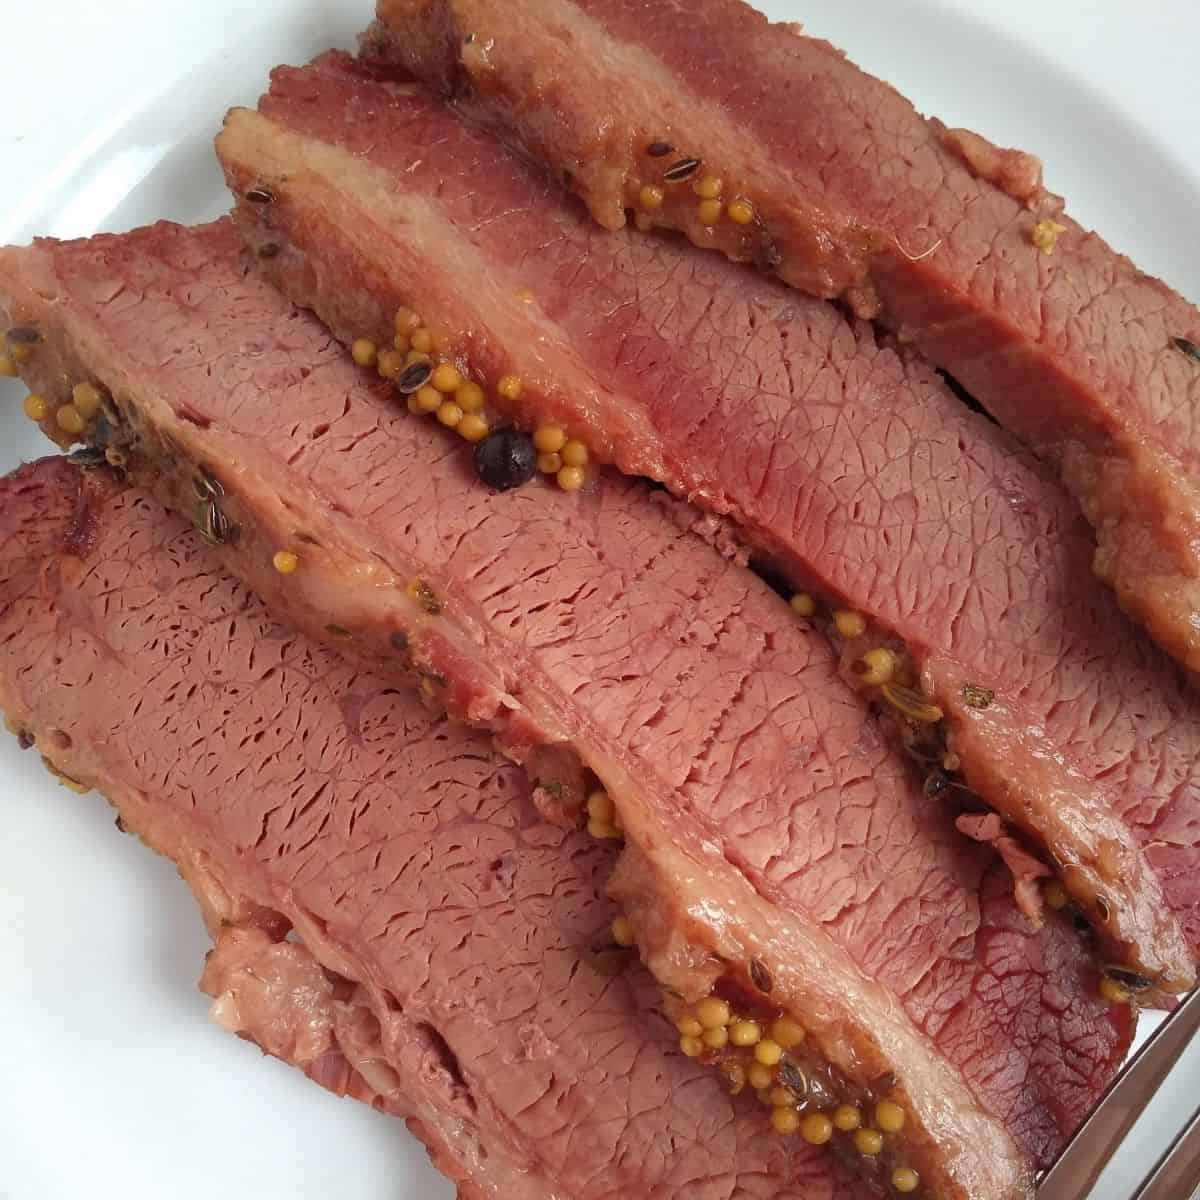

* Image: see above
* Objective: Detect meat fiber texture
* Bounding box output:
[367,0,1200,680]
[0,457,870,1200]
[0,221,1134,1200]
[211,54,1200,998]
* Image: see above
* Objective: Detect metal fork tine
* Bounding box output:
[1131,1102,1200,1200]
[1037,987,1200,1199]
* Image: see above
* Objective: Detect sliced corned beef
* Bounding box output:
[0,221,1137,1198]
[0,456,865,1200]
[365,0,1200,678]
[207,55,1200,996]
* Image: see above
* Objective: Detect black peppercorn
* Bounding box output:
[474,429,537,491]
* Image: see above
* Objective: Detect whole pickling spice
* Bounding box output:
[397,360,434,395]
[645,141,674,158]
[961,682,995,709]
[1173,337,1200,364]
[663,157,702,183]
[474,429,537,492]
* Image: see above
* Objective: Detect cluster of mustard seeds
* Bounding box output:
[350,306,591,493]
[637,148,757,232]
[660,988,921,1193]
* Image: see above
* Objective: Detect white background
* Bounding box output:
[0,2,1197,1198]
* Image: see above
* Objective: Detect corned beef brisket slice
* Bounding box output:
[0,222,1135,1199]
[0,456,866,1200]
[210,55,1200,995]
[366,0,1200,678]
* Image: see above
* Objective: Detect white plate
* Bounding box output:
[1,3,1198,1198]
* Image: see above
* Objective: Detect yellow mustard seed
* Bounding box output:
[406,350,433,366]
[377,349,406,380]
[727,198,756,225]
[771,1017,806,1050]
[23,393,49,422]
[1044,879,1069,910]
[833,1104,862,1132]
[410,328,435,354]
[586,789,615,823]
[561,439,589,468]
[538,452,563,475]
[406,394,424,415]
[768,1086,795,1108]
[639,184,665,211]
[611,916,635,947]
[754,1038,784,1067]
[55,405,85,435]
[693,175,723,200]
[415,385,443,414]
[730,1020,762,1047]
[72,382,103,419]
[456,381,485,412]
[437,401,464,429]
[702,1026,729,1050]
[834,609,867,639]
[679,1035,704,1058]
[351,338,378,367]
[587,816,621,840]
[892,1168,920,1194]
[698,199,724,226]
[876,1101,906,1133]
[498,374,523,401]
[534,424,567,454]
[771,1107,801,1136]
[10,343,33,365]
[0,354,16,377]
[1032,219,1068,254]
[273,550,299,575]
[800,1112,834,1146]
[432,363,463,393]
[1100,977,1131,1005]
[747,1062,775,1090]
[458,413,489,443]
[677,1015,704,1038]
[393,333,411,354]
[790,592,817,617]
[394,306,421,336]
[557,466,586,492]
[857,647,898,686]
[855,1129,884,1156]
[696,997,731,1030]
[756,1088,775,1109]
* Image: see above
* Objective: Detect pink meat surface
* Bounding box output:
[367,0,1200,678]
[0,222,1137,1197]
[207,55,1200,995]
[0,456,863,1200]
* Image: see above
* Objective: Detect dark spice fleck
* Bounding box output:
[325,624,352,638]
[757,238,784,271]
[192,469,224,501]
[397,359,434,395]
[1103,965,1154,992]
[749,957,773,994]
[390,631,409,652]
[961,683,995,710]
[114,814,127,833]
[777,1059,809,1098]
[663,157,701,183]
[541,780,564,800]
[1173,337,1200,364]
[257,242,281,259]
[475,429,537,491]
[17,730,34,750]
[197,500,233,546]
[245,187,274,204]
[924,769,951,798]
[646,140,674,158]
[67,447,107,470]
[6,325,39,344]
[411,579,442,615]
